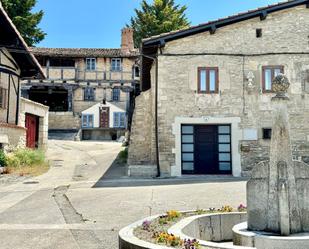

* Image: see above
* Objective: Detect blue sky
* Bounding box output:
[35,0,281,48]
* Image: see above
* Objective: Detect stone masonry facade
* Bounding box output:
[129,4,309,177]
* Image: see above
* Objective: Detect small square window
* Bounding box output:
[86,58,96,71]
[263,128,272,139]
[113,112,126,128]
[256,29,262,38]
[82,114,94,128]
[84,87,95,101]
[111,58,122,71]
[112,88,120,101]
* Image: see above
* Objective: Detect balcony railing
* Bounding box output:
[43,67,140,82]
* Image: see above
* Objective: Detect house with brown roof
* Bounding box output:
[22,28,139,140]
[0,2,48,150]
[128,0,309,177]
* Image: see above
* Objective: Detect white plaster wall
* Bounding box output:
[82,101,125,128]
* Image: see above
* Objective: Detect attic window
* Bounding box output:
[256,29,262,38]
[262,128,272,139]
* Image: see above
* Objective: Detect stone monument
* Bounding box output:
[233,74,309,248]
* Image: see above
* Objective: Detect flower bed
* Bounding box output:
[133,205,247,249]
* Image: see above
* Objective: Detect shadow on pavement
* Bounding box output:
[92,153,248,188]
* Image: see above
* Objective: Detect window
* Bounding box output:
[113,112,126,128]
[263,128,272,139]
[82,114,94,128]
[84,87,95,101]
[0,88,7,109]
[112,88,120,101]
[218,125,232,172]
[86,58,96,71]
[198,67,219,93]
[181,125,194,173]
[134,66,140,77]
[256,29,262,38]
[111,58,122,71]
[262,66,284,92]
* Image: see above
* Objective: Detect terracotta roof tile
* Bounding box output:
[30,47,139,58]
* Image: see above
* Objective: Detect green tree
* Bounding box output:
[1,0,46,46]
[129,0,190,47]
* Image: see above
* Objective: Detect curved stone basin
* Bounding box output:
[233,222,309,249]
[119,212,251,249]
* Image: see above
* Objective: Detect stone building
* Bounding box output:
[22,28,140,140]
[0,2,48,150]
[128,0,309,177]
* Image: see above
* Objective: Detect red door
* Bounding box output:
[25,114,38,148]
[100,107,110,128]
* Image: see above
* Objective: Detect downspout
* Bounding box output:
[154,55,160,177]
[15,78,20,125]
[6,74,11,123]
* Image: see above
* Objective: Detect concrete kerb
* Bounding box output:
[119,212,253,249]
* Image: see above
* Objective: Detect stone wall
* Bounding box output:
[48,112,80,130]
[131,4,309,176]
[128,90,156,165]
[0,123,26,149]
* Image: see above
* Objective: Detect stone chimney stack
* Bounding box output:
[121,28,134,52]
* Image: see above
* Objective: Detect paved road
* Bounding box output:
[0,140,246,249]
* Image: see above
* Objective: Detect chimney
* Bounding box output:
[121,28,134,52]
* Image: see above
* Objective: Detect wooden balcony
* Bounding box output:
[43,67,140,82]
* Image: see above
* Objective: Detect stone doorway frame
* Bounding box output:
[172,116,242,177]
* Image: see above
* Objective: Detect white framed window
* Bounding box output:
[111,58,122,71]
[82,114,94,128]
[86,58,96,71]
[113,112,126,128]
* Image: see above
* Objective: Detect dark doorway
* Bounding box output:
[194,125,218,174]
[28,86,69,111]
[25,114,39,148]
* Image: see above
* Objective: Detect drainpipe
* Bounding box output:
[141,42,164,177]
[154,55,160,177]
[15,78,20,125]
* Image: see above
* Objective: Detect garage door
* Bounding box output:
[181,124,232,175]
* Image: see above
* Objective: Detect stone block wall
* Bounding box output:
[131,4,309,176]
[48,112,80,130]
[128,90,156,165]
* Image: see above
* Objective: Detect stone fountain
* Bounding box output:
[119,74,309,249]
[233,74,309,249]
